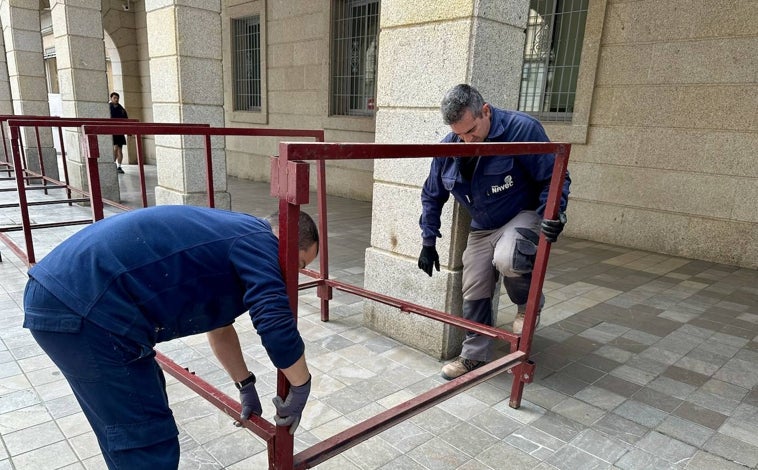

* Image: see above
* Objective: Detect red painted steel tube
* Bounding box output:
[205,134,215,208]
[154,351,276,442]
[9,125,37,264]
[84,133,105,221]
[280,141,569,161]
[509,146,570,408]
[294,351,526,469]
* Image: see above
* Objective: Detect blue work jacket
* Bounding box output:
[25,205,304,369]
[420,106,571,245]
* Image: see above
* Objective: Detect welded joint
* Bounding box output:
[515,360,536,383]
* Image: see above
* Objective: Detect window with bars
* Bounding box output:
[232,16,261,112]
[519,0,588,122]
[330,0,380,116]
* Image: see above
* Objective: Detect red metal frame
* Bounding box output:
[54,124,568,469]
[0,116,139,265]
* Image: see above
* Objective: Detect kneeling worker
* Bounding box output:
[23,205,318,469]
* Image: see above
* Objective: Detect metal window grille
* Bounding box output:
[518,0,588,122]
[232,16,261,112]
[330,0,380,116]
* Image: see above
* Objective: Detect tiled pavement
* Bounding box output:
[1,165,757,469]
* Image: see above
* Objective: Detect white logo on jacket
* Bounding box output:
[491,175,514,194]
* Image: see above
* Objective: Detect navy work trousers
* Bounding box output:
[24,278,180,469]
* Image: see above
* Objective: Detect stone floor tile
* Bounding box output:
[593,375,643,398]
[713,357,758,389]
[439,421,501,458]
[646,376,697,400]
[504,425,565,461]
[592,414,649,445]
[531,412,586,443]
[613,400,668,428]
[684,450,748,470]
[672,401,727,430]
[404,438,472,470]
[702,432,758,468]
[342,436,403,470]
[569,428,629,464]
[609,365,657,386]
[468,409,523,440]
[631,387,683,413]
[474,441,540,470]
[551,397,606,426]
[377,455,430,470]
[545,444,609,470]
[655,415,715,448]
[614,448,679,470]
[635,430,697,465]
[574,386,627,411]
[539,371,591,396]
[662,365,711,388]
[558,362,606,384]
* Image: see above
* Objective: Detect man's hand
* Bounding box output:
[418,245,440,277]
[540,212,567,243]
[239,380,262,421]
[273,376,312,435]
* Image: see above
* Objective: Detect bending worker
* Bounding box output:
[418,84,571,380]
[23,205,318,469]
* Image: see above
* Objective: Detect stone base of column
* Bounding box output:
[23,146,60,180]
[155,186,231,210]
[362,248,465,360]
[64,159,120,204]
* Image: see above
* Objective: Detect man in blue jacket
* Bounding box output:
[23,205,318,469]
[418,84,571,380]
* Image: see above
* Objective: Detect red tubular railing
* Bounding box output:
[76,126,570,470]
[275,141,569,469]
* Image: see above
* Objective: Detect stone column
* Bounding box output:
[145,0,229,208]
[364,0,529,359]
[0,25,14,162]
[50,0,118,202]
[0,0,58,179]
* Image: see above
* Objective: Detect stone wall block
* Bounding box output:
[148,57,181,102]
[374,108,450,145]
[176,7,221,58]
[178,58,223,105]
[56,7,104,38]
[8,50,45,77]
[7,29,42,52]
[381,0,474,27]
[370,182,448,261]
[469,18,525,109]
[146,8,177,57]
[363,247,464,359]
[376,22,471,108]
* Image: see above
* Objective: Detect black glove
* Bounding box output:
[239,379,262,421]
[272,376,311,435]
[540,212,567,243]
[418,245,440,277]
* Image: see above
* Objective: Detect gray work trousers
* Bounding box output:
[460,211,542,361]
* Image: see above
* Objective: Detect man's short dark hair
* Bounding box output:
[267,210,319,253]
[110,92,120,99]
[440,84,486,125]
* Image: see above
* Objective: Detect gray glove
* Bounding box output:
[272,376,312,435]
[540,212,567,243]
[418,245,440,277]
[237,374,262,421]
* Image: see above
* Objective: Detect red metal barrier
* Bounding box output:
[70,124,569,469]
[275,141,569,469]
[0,116,140,265]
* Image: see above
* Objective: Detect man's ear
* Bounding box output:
[482,103,492,119]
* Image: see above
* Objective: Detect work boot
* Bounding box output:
[512,311,541,335]
[441,357,485,380]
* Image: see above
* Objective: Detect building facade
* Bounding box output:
[1,0,755,356]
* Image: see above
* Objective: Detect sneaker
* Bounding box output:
[117,167,125,174]
[512,311,541,335]
[441,357,485,380]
